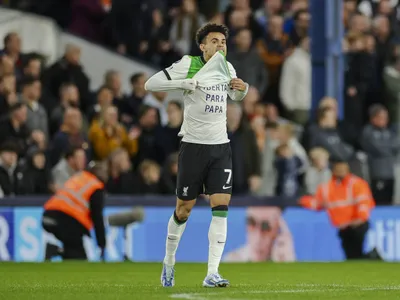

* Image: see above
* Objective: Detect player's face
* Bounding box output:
[201,32,227,60]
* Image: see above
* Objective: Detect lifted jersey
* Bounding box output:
[163,54,246,145]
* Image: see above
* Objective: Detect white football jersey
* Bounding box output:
[163,54,248,145]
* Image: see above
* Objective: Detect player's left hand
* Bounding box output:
[230,78,247,91]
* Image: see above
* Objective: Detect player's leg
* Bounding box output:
[163,198,196,266]
[162,142,205,287]
[203,143,232,288]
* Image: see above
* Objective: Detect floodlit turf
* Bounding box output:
[0,262,399,299]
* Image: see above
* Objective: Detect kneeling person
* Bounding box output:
[42,161,108,260]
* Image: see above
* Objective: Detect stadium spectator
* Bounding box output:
[313,97,359,149]
[50,83,82,136]
[227,28,268,98]
[0,141,33,197]
[383,55,400,124]
[242,86,261,119]
[106,148,135,195]
[306,108,355,162]
[159,152,179,195]
[143,91,168,126]
[132,159,161,194]
[103,70,128,114]
[256,122,279,197]
[276,123,308,176]
[108,0,154,57]
[344,32,374,132]
[274,143,303,197]
[227,102,261,194]
[169,0,206,56]
[254,0,283,31]
[304,147,331,194]
[250,115,267,152]
[287,8,309,46]
[142,9,179,68]
[135,105,161,165]
[25,147,53,194]
[279,36,311,125]
[51,146,86,189]
[361,105,400,205]
[224,0,263,42]
[257,14,291,107]
[20,76,49,140]
[88,105,138,161]
[0,55,15,77]
[0,32,25,76]
[0,73,17,115]
[42,44,90,112]
[120,73,148,127]
[264,103,302,139]
[87,86,113,123]
[21,54,42,79]
[49,107,90,166]
[155,101,183,163]
[0,102,33,156]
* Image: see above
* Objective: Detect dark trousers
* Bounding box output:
[371,179,394,206]
[338,222,369,259]
[42,210,89,260]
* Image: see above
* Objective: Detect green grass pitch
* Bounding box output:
[0,262,399,299]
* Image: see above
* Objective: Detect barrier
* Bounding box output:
[0,196,399,262]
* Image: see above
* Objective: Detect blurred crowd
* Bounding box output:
[1,0,400,206]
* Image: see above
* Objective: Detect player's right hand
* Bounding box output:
[180,79,197,91]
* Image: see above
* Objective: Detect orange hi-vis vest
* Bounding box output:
[300,174,375,228]
[44,171,104,230]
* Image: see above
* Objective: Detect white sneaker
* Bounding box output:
[202,273,230,288]
[161,263,175,287]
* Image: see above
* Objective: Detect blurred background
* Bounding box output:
[0,0,399,263]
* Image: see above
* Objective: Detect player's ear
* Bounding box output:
[199,44,205,52]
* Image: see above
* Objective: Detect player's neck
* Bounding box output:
[202,55,209,63]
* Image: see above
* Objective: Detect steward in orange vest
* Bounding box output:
[300,160,381,260]
[42,161,109,260]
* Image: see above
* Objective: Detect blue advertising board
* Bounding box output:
[0,206,399,262]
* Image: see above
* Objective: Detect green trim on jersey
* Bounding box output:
[186,56,205,79]
[186,52,232,79]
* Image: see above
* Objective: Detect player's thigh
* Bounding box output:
[205,143,232,206]
[176,142,207,201]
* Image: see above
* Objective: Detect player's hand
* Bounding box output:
[351,219,364,228]
[180,79,197,91]
[230,78,247,91]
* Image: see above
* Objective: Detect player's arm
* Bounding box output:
[227,62,249,101]
[144,55,196,92]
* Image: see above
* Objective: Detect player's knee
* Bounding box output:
[175,204,192,221]
[209,193,231,207]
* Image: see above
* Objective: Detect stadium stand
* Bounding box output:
[0,0,400,205]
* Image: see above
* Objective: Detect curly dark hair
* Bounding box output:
[195,23,229,46]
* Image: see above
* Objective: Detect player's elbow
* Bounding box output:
[144,78,153,91]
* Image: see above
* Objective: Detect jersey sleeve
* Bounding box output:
[163,55,191,80]
[227,61,249,101]
[144,56,191,92]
